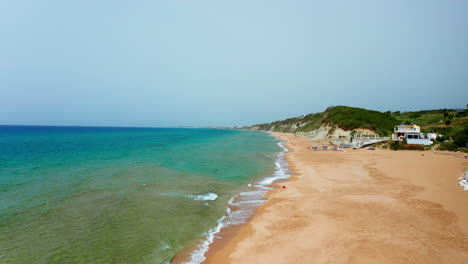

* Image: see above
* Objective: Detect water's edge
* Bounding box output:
[176,134,291,264]
[0,127,280,264]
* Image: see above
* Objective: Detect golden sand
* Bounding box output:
[203,132,468,264]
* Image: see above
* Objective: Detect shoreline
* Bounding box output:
[171,135,292,263]
[200,133,302,264]
[203,132,468,263]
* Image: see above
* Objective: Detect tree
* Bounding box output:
[439,142,458,151]
[453,127,468,147]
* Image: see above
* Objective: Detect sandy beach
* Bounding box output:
[203,132,468,264]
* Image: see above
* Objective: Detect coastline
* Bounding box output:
[171,134,291,264]
[203,132,468,263]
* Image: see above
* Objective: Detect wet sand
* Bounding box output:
[203,132,468,264]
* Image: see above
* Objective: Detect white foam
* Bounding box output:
[458,170,468,191]
[188,193,218,201]
[277,141,289,153]
[183,138,291,264]
[239,190,267,196]
[227,197,235,206]
[182,207,230,264]
[161,243,170,250]
[225,209,252,224]
[229,202,266,208]
[162,192,218,201]
[252,184,273,189]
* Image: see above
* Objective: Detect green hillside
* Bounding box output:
[250,106,397,136]
[391,108,466,128]
[323,106,396,136]
[391,108,467,151]
[248,106,467,151]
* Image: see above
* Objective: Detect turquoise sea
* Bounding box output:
[0,126,283,264]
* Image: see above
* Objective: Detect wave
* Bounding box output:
[187,193,218,201]
[161,192,218,201]
[183,140,291,264]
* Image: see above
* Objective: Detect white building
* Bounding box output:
[426,132,442,140]
[392,123,433,145]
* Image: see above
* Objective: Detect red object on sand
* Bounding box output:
[282,186,286,188]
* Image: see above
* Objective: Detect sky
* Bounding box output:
[1,0,467,127]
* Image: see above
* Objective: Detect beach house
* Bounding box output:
[427,132,442,140]
[392,123,433,145]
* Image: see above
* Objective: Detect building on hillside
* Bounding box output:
[393,123,420,138]
[427,132,443,140]
[392,123,433,145]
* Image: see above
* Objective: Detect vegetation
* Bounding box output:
[295,113,325,132]
[391,108,467,152]
[322,106,396,136]
[249,106,467,152]
[423,117,468,152]
[392,108,463,128]
[250,106,397,136]
[402,144,426,150]
[389,140,404,150]
[438,142,459,152]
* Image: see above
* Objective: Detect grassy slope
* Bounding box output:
[392,109,467,150]
[250,106,467,151]
[250,106,397,136]
[391,109,464,128]
[323,106,396,136]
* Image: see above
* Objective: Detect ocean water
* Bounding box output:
[0,126,283,264]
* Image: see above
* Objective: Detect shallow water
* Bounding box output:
[0,126,279,264]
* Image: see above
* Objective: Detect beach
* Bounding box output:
[203,132,468,264]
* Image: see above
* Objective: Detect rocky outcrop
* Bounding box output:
[247,106,394,144]
[296,125,376,145]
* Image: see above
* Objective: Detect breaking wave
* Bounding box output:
[183,139,291,264]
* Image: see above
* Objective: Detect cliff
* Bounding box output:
[248,106,397,144]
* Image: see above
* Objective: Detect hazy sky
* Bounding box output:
[1,0,467,127]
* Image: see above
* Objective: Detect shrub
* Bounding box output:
[457,147,468,153]
[439,142,458,151]
[403,144,425,150]
[453,126,468,148]
[390,141,404,150]
[324,106,397,136]
[409,113,422,118]
[443,109,449,117]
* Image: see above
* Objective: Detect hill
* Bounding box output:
[250,105,396,136]
[391,108,467,129]
[248,106,467,149]
[391,108,467,151]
